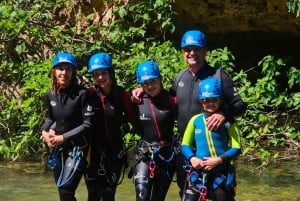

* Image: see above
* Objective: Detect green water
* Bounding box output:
[0,159,299,201]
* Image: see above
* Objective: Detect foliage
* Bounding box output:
[233,55,300,166]
[287,0,300,17]
[206,47,300,166]
[0,0,178,160]
[0,0,299,170]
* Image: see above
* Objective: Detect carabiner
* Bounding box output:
[148,161,156,178]
[199,185,207,201]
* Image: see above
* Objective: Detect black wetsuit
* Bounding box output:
[134,90,177,201]
[85,84,140,201]
[171,63,247,197]
[43,85,93,201]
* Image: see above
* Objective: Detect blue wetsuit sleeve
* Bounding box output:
[219,123,241,162]
[181,145,194,160]
[181,115,198,160]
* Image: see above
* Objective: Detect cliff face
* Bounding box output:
[172,0,300,69]
[174,0,300,36]
[54,0,300,68]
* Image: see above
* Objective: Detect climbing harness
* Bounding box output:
[136,141,175,179]
[116,143,128,185]
[148,147,157,178]
[211,164,236,191]
[172,132,182,155]
[46,147,61,170]
[188,170,208,201]
[56,146,83,187]
[183,159,192,173]
[199,173,208,201]
[97,143,128,186]
[187,165,235,201]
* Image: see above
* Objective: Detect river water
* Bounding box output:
[0,159,299,201]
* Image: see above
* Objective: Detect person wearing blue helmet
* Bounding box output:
[132,60,177,201]
[173,29,247,198]
[181,77,241,201]
[131,30,246,198]
[42,52,93,201]
[84,52,140,201]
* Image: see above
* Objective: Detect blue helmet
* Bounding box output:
[88,52,112,73]
[198,77,223,100]
[181,30,207,48]
[52,52,77,68]
[136,60,160,84]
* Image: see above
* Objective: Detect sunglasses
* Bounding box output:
[183,47,203,53]
[200,97,221,103]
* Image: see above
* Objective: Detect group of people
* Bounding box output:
[41,29,247,201]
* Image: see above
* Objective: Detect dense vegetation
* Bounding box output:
[0,0,299,168]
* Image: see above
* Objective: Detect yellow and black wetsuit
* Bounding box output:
[181,113,241,201]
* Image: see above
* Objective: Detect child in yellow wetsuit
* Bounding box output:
[181,77,241,201]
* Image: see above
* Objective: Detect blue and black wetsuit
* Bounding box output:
[134,90,177,201]
[181,113,241,201]
[85,84,140,201]
[171,63,247,195]
[43,84,93,201]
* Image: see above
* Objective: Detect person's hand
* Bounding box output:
[206,112,225,131]
[41,129,56,148]
[190,156,204,170]
[49,134,64,147]
[202,157,223,171]
[131,87,143,103]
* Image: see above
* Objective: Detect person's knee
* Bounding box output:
[86,185,101,199]
[135,184,149,201]
[102,187,116,201]
[58,187,76,201]
[134,161,150,200]
[134,170,149,200]
[212,187,235,201]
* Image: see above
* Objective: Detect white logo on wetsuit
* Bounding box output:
[85,105,94,116]
[178,81,184,87]
[195,128,202,135]
[139,113,150,120]
[50,101,56,107]
[87,105,93,111]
